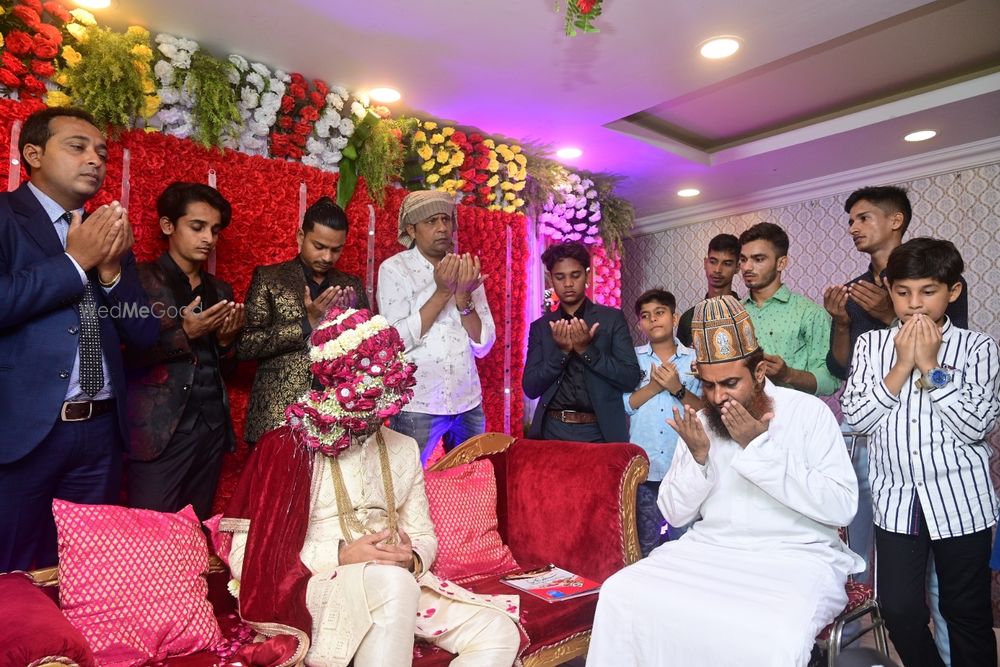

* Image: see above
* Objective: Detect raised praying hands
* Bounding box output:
[823,285,850,326]
[667,405,710,464]
[847,280,895,325]
[434,253,485,296]
[719,399,772,448]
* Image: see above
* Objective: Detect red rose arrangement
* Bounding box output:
[459,131,497,208]
[0,0,69,99]
[270,72,326,161]
[285,308,417,457]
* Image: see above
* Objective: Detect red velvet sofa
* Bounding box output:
[9,434,648,667]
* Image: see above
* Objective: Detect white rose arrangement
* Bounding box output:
[223,54,288,155]
[153,33,198,139]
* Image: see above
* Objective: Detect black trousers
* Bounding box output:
[874,517,995,667]
[0,411,121,571]
[127,414,227,520]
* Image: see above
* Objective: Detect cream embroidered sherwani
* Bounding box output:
[227,427,519,666]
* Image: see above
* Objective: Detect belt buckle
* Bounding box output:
[61,401,92,422]
[561,410,571,422]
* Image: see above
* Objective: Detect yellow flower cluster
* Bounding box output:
[491,143,527,214]
[50,20,160,122]
[125,26,159,119]
[412,121,466,196]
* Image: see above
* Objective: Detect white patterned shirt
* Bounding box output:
[842,318,1000,539]
[376,248,495,415]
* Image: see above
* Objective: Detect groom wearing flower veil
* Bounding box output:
[219,308,521,666]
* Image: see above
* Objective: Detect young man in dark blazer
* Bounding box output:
[125,182,244,519]
[237,197,367,446]
[0,107,158,570]
[523,241,641,442]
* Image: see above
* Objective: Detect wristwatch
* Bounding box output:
[456,300,475,317]
[915,367,953,390]
[670,386,687,401]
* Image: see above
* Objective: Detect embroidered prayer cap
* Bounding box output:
[690,295,760,364]
[285,308,417,457]
[397,190,456,247]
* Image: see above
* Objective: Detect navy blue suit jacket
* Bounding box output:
[0,183,158,463]
[523,301,641,442]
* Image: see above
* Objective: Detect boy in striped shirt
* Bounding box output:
[842,237,999,667]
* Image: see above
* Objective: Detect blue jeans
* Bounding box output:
[390,405,486,466]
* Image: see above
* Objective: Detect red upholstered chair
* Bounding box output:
[417,433,650,666]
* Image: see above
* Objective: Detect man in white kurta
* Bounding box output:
[588,295,863,667]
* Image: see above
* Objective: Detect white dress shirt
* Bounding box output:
[842,318,1000,539]
[376,248,495,415]
[27,182,116,401]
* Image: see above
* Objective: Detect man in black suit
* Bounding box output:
[125,182,244,519]
[0,107,158,570]
[523,241,641,442]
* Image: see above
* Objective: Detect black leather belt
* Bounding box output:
[546,409,598,424]
[60,399,115,422]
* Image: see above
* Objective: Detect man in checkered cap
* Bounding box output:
[588,295,863,667]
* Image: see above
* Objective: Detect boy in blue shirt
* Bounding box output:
[625,289,703,557]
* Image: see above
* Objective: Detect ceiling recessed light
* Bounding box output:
[677,188,700,197]
[73,0,112,8]
[904,130,937,142]
[700,36,741,60]
[556,147,583,159]
[368,87,401,104]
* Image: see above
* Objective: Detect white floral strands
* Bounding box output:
[223,54,287,155]
[538,171,603,245]
[153,33,198,139]
[301,87,366,172]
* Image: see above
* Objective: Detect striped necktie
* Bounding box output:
[65,211,104,397]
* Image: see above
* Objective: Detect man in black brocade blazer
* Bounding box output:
[237,197,367,446]
[523,241,641,443]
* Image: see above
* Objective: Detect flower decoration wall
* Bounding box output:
[269,72,324,161]
[0,0,68,100]
[537,171,601,244]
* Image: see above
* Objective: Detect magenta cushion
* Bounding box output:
[53,500,221,667]
[0,572,95,667]
[424,459,519,582]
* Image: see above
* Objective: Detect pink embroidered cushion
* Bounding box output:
[424,459,519,582]
[53,500,221,667]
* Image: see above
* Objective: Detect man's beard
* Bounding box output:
[703,380,774,440]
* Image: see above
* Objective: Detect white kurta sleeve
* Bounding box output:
[731,405,858,528]
[658,435,716,526]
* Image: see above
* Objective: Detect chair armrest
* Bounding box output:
[504,439,648,582]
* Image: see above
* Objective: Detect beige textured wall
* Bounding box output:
[623,162,1000,344]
